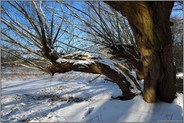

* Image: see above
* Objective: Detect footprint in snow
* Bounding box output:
[82,106,94,119]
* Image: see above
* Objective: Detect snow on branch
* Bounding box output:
[48,53,141,100]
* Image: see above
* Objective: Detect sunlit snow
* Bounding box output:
[1,71,183,122]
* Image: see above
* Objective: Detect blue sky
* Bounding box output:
[1,1,183,48]
[171,2,183,18]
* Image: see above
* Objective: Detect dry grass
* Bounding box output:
[1,66,47,80]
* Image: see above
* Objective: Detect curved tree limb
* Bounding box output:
[47,51,141,100]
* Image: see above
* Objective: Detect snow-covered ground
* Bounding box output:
[1,71,183,122]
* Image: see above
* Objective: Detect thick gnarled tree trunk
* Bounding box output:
[105,1,176,103]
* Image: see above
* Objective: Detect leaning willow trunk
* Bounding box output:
[105,1,176,103]
[45,51,141,100]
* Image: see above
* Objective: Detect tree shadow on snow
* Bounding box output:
[1,72,183,122]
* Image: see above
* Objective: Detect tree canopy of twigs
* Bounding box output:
[1,1,140,72]
[1,1,95,71]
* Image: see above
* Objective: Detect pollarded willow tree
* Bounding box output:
[105,1,177,103]
[1,1,141,100]
[1,1,178,103]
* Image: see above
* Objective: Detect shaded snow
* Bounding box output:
[1,71,183,122]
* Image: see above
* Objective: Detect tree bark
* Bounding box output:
[105,1,176,103]
[109,44,143,80]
